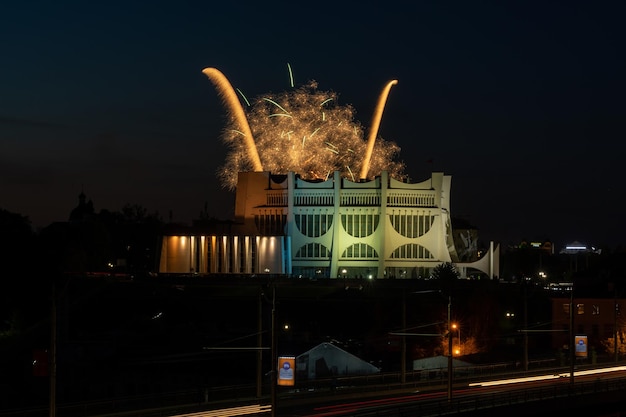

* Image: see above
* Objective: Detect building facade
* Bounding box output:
[158,171,498,279]
[551,296,626,355]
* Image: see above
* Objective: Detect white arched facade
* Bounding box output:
[159,171,476,279]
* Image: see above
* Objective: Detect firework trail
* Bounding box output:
[360,79,398,180]
[202,67,263,172]
[206,68,405,190]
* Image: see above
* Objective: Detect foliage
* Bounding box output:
[600,330,626,357]
[121,204,149,222]
[431,262,459,281]
[431,262,459,295]
[436,336,481,357]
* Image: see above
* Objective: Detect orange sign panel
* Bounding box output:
[277,356,295,386]
[575,335,588,358]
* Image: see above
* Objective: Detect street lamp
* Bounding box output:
[452,323,461,356]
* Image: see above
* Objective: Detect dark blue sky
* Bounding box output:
[2,1,625,249]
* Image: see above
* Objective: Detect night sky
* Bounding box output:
[2,1,625,249]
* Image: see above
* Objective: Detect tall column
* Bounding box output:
[377,171,388,278]
[286,173,295,275]
[330,171,341,278]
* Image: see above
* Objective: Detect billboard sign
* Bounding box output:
[277,356,295,386]
[575,335,588,358]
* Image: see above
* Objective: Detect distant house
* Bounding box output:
[412,355,473,371]
[550,296,626,352]
[295,342,380,380]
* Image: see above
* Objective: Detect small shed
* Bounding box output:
[296,342,380,380]
[413,355,473,371]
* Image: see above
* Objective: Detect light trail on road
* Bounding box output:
[170,403,271,417]
[469,365,626,387]
[303,365,626,416]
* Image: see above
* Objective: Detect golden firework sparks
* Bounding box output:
[205,67,405,190]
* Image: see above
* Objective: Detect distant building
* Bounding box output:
[518,239,554,255]
[158,171,499,279]
[560,241,601,255]
[550,296,625,353]
[69,191,95,222]
[296,342,380,380]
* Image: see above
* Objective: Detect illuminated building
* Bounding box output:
[159,170,499,279]
[560,241,601,255]
[159,67,499,278]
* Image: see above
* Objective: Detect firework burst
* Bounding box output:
[205,68,405,190]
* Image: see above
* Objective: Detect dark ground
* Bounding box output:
[0,275,557,410]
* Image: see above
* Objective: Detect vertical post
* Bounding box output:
[489,241,494,279]
[270,286,277,417]
[523,283,529,371]
[401,290,406,384]
[569,285,575,385]
[257,288,263,398]
[50,284,57,417]
[447,296,452,401]
[615,291,619,363]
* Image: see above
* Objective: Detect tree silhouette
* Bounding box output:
[431,262,459,295]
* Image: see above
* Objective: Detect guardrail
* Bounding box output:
[2,364,623,417]
[339,377,626,417]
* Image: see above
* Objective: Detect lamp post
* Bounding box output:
[451,323,461,356]
[569,283,575,385]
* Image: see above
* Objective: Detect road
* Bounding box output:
[273,365,626,417]
[4,365,625,417]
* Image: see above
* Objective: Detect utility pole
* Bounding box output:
[447,295,453,401]
[569,285,575,385]
[50,283,57,417]
[270,286,277,417]
[523,283,529,371]
[615,290,619,363]
[401,290,406,385]
[257,288,263,398]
